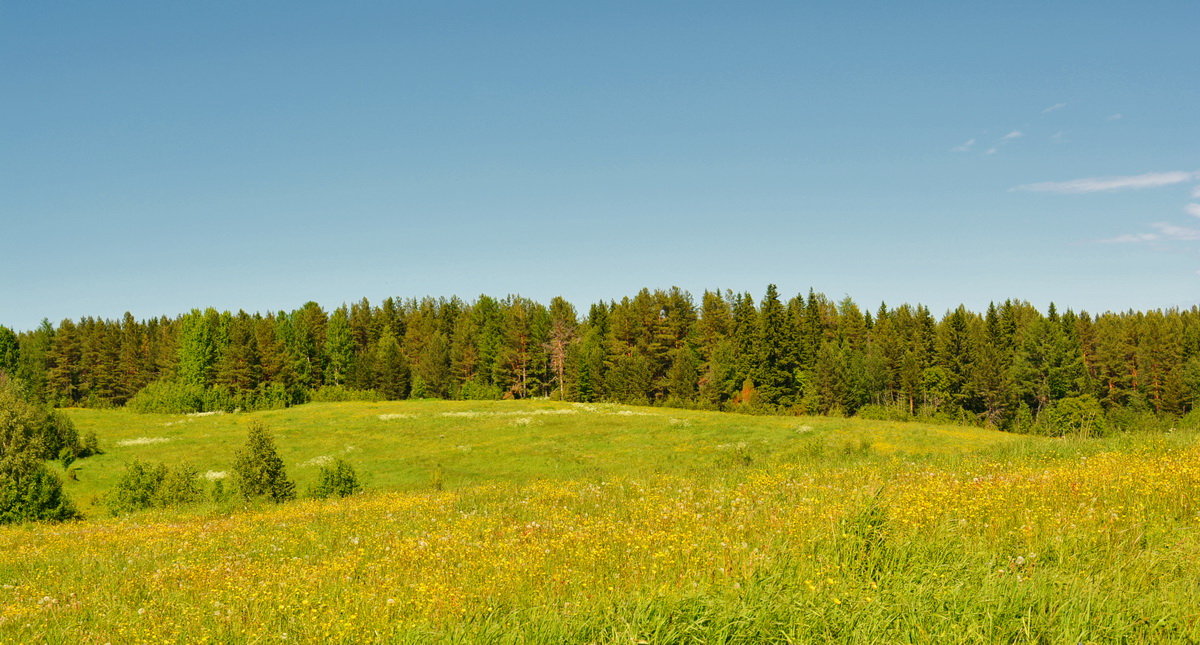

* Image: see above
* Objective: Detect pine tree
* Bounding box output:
[547,297,579,400]
[46,319,82,406]
[15,320,54,402]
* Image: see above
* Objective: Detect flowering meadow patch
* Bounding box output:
[3,437,1200,642]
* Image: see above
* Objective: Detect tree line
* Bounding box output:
[2,286,1199,433]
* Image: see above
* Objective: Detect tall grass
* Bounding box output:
[3,421,1200,642]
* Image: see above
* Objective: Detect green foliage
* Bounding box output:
[855,403,912,422]
[232,422,295,502]
[309,385,382,403]
[106,460,165,514]
[0,450,78,524]
[0,376,80,460]
[126,379,233,414]
[0,326,18,377]
[308,458,361,499]
[177,309,224,388]
[0,377,80,524]
[107,460,205,515]
[323,307,355,387]
[157,463,205,507]
[12,291,1200,433]
[126,378,295,413]
[1037,395,1110,437]
[372,332,410,400]
[457,379,502,401]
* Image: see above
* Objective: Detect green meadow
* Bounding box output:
[58,400,1026,515]
[4,401,1200,643]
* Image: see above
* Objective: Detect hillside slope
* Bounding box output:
[61,400,1022,514]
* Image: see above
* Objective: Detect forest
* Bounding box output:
[1,285,1198,434]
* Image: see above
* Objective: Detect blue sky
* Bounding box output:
[2,1,1198,330]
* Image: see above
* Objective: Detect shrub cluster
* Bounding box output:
[127,379,298,414]
[309,385,382,403]
[308,458,361,499]
[106,461,206,515]
[0,377,83,524]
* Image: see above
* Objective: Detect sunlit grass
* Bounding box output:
[2,402,1198,642]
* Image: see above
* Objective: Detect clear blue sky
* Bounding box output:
[3,1,1198,330]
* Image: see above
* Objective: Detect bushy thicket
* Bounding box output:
[127,379,297,414]
[308,458,361,499]
[0,450,78,524]
[309,385,382,403]
[0,377,80,524]
[106,460,206,515]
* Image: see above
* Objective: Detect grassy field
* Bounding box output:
[3,401,1200,642]
[55,400,1029,516]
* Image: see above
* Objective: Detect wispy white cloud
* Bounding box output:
[1193,185,1200,199]
[1099,223,1200,244]
[1107,113,1124,121]
[1003,130,1024,140]
[952,138,976,152]
[1099,232,1160,243]
[1187,203,1200,218]
[1012,170,1200,194]
[1051,131,1066,143]
[1042,103,1067,114]
[1151,222,1200,241]
[985,147,998,155]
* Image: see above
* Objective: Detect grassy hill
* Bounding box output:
[60,400,1026,515]
[3,402,1200,643]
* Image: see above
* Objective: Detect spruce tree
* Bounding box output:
[372,332,410,400]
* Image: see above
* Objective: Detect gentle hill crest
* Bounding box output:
[61,400,1021,516]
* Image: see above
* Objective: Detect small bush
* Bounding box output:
[107,460,166,514]
[210,478,230,503]
[232,422,295,503]
[309,459,362,499]
[108,460,207,515]
[310,385,382,403]
[1106,403,1172,433]
[156,463,205,507]
[127,380,232,414]
[78,430,102,458]
[855,404,911,422]
[457,380,503,401]
[127,380,300,414]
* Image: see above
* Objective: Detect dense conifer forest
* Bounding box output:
[2,286,1198,434]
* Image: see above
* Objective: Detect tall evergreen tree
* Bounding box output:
[323,306,355,387]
